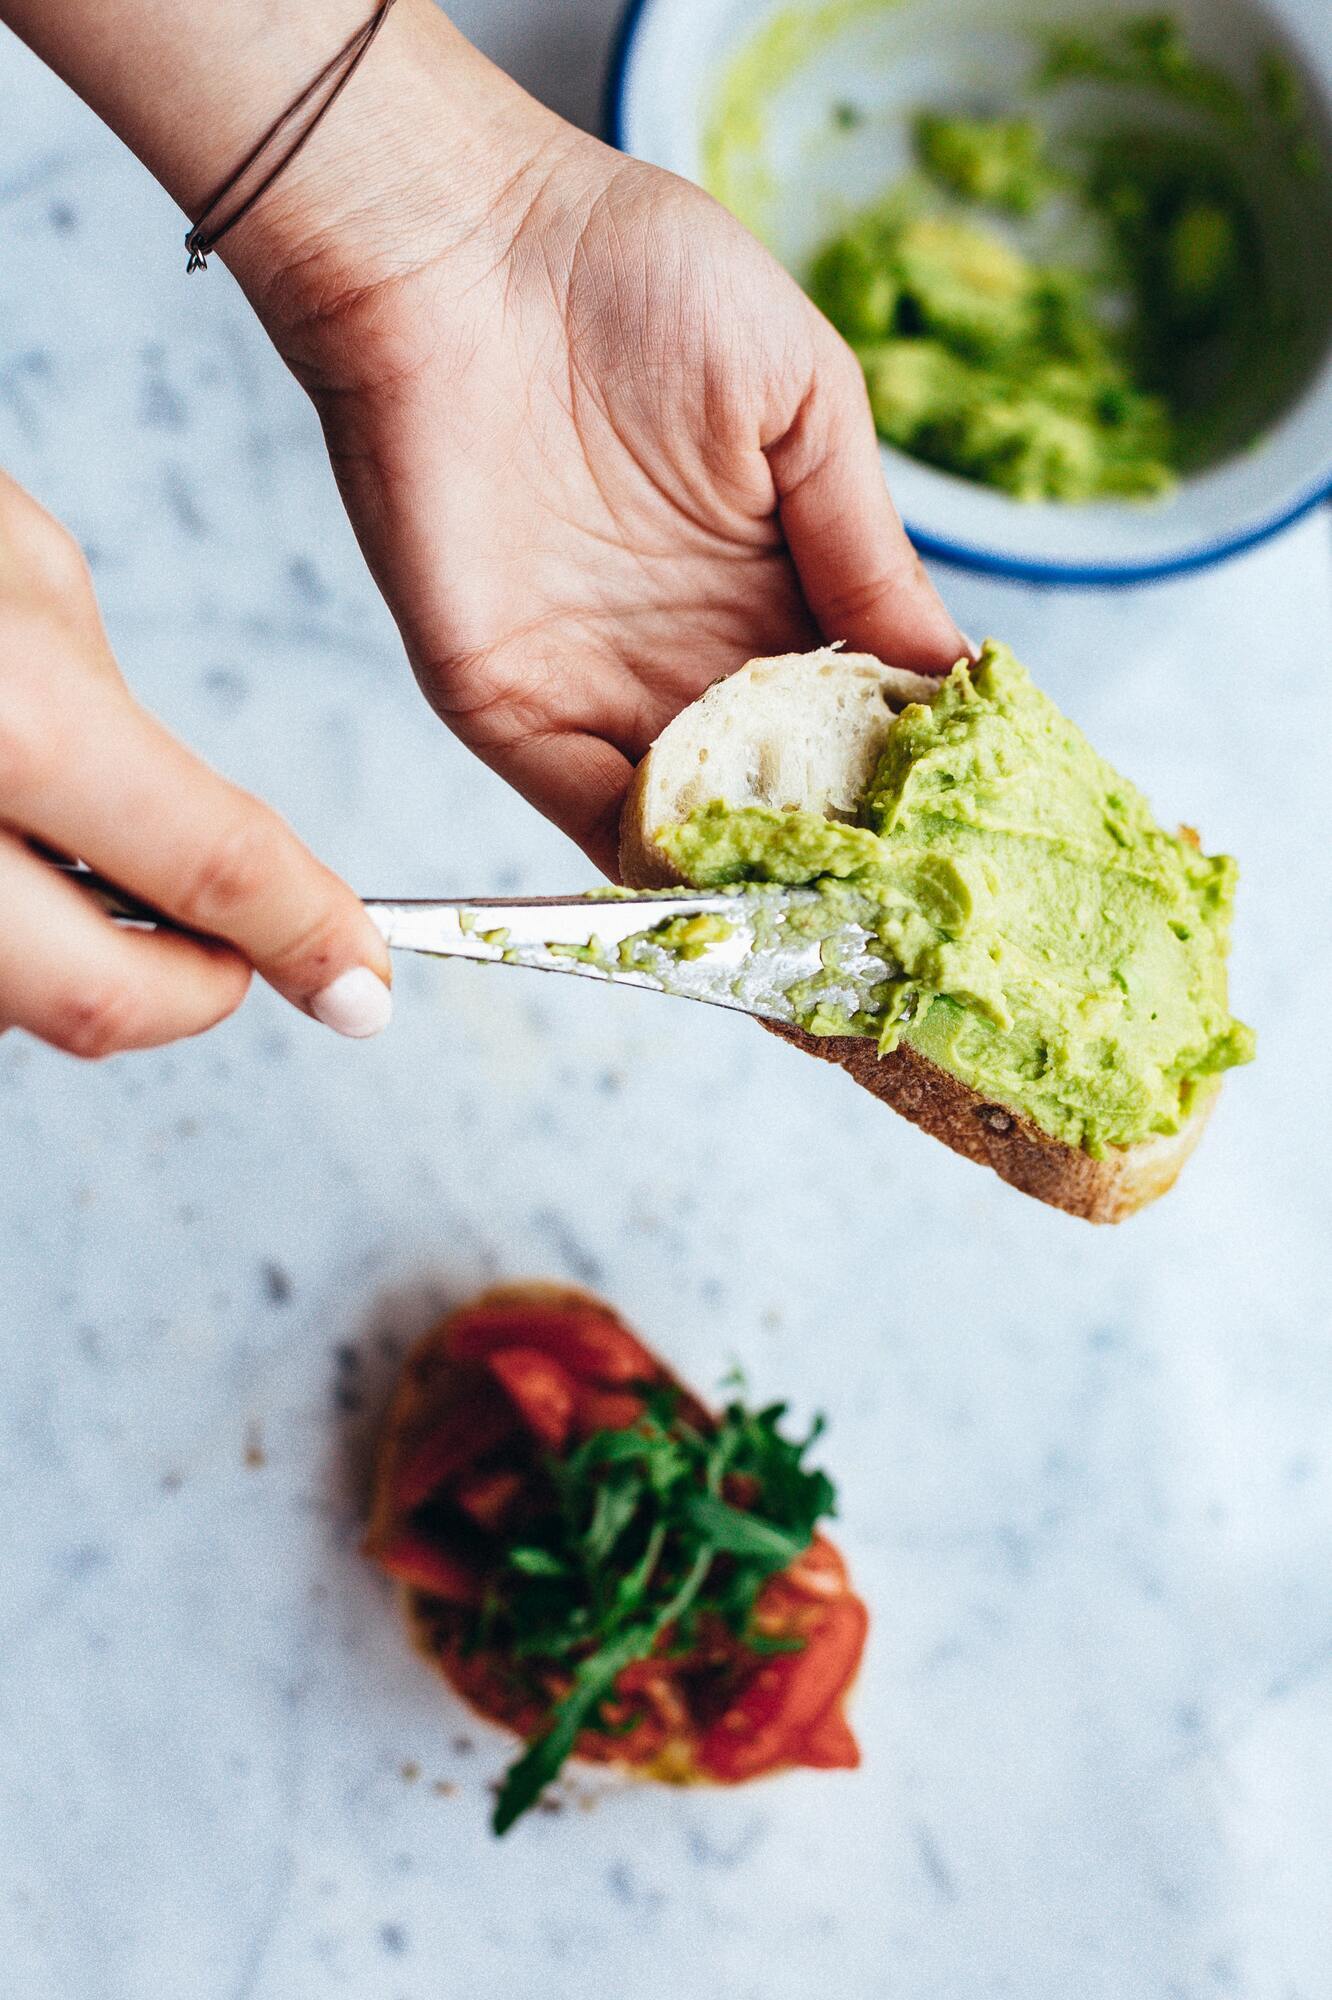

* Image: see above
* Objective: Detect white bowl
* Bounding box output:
[607,0,1332,584]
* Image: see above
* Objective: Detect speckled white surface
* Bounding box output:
[2,7,1331,1998]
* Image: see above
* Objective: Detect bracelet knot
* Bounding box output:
[183,0,397,274]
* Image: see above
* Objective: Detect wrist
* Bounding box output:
[5,0,582,364]
[215,2,575,365]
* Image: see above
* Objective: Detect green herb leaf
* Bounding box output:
[506,1547,569,1578]
[491,1646,628,1835]
[583,1477,647,1566]
[474,1376,838,1833]
[682,1491,806,1565]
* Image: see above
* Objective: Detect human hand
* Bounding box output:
[0,473,392,1055]
[240,10,970,874]
[0,0,968,878]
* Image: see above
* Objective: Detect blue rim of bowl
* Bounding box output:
[603,0,1332,587]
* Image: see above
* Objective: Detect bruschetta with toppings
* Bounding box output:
[365,1282,867,1833]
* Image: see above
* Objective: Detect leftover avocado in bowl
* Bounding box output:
[609,0,1332,576]
[711,10,1329,504]
[659,643,1254,1157]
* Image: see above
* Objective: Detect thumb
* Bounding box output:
[765,326,974,674]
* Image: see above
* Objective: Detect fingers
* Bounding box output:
[453,723,632,879]
[1,662,392,1034]
[765,325,975,675]
[0,470,114,662]
[0,831,251,1057]
[505,733,632,880]
[0,474,392,1052]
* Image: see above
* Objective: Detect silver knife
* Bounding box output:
[51,863,892,1029]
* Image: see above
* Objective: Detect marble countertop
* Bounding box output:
[2,5,1330,1996]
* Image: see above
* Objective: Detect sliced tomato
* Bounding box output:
[574,1708,671,1769]
[448,1301,656,1385]
[591,1677,689,1767]
[393,1396,516,1513]
[697,1593,868,1782]
[453,1465,525,1534]
[572,1385,646,1439]
[614,1651,694,1695]
[779,1534,849,1601]
[798,1707,861,1770]
[485,1345,577,1450]
[370,1529,483,1604]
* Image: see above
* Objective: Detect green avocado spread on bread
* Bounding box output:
[658,644,1253,1157]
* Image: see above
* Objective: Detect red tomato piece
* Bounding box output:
[572,1386,646,1439]
[393,1397,516,1513]
[698,1594,869,1782]
[780,1534,850,1600]
[798,1708,861,1770]
[485,1345,577,1450]
[448,1301,656,1385]
[453,1465,525,1534]
[614,1652,693,1695]
[597,1668,691,1762]
[371,1529,483,1604]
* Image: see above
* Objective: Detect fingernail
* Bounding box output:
[311,966,393,1039]
[960,631,983,662]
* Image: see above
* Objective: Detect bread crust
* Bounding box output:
[619,650,1215,1224]
[618,752,669,899]
[760,1020,1213,1224]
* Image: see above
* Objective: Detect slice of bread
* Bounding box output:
[621,646,940,889]
[619,650,1213,1225]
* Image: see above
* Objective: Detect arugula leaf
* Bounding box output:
[491,1637,636,1835]
[470,1377,837,1834]
[682,1491,807,1565]
[582,1478,644,1566]
[506,1547,568,1579]
[491,1542,716,1836]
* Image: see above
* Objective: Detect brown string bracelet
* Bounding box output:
[184,0,398,272]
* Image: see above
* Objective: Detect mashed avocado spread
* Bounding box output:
[704,9,1331,503]
[659,644,1253,1156]
[808,96,1291,501]
[810,195,1176,501]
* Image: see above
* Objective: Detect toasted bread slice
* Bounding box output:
[619,650,1213,1224]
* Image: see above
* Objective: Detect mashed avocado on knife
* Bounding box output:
[658,644,1253,1157]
